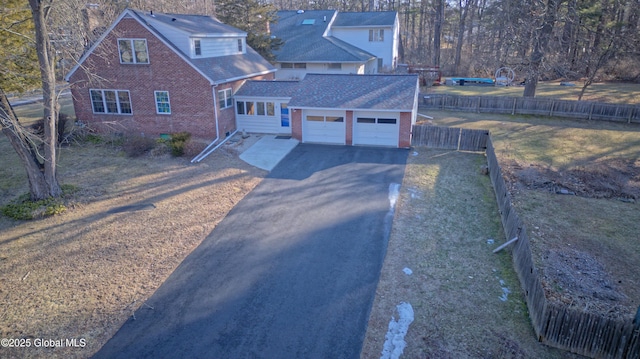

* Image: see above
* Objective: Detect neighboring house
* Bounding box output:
[271,10,399,80]
[235,74,419,148]
[65,9,276,139]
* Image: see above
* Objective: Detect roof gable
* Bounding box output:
[289,74,418,111]
[66,9,275,84]
[272,10,375,63]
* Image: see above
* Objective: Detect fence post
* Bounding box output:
[550,100,555,117]
[589,102,595,120]
[628,106,634,124]
[512,97,517,115]
[457,127,462,151]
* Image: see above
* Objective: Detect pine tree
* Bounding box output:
[214,0,283,62]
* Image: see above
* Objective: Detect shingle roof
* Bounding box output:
[127,10,275,83]
[235,80,300,98]
[132,10,246,36]
[331,12,397,27]
[271,10,375,63]
[289,74,418,110]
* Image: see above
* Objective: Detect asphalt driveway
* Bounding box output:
[93,144,408,359]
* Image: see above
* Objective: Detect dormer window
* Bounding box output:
[118,38,149,64]
[194,39,201,56]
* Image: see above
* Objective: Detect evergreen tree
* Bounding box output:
[214,0,283,62]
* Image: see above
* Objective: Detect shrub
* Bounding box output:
[1,194,66,220]
[169,132,192,157]
[122,135,156,157]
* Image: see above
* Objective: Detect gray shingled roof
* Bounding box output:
[272,10,375,63]
[133,10,246,36]
[235,80,300,98]
[331,12,397,27]
[128,10,275,83]
[289,74,418,110]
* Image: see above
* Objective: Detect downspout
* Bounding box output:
[191,84,221,163]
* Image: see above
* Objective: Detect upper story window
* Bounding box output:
[237,39,243,53]
[328,63,342,70]
[118,39,149,64]
[194,39,202,56]
[368,29,384,42]
[281,63,306,69]
[218,88,233,109]
[90,89,132,115]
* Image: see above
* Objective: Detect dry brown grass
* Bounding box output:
[361,149,581,358]
[0,134,266,358]
[428,81,640,104]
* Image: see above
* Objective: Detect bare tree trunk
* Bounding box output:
[454,0,469,74]
[0,88,50,201]
[433,0,444,67]
[524,0,558,97]
[29,0,62,198]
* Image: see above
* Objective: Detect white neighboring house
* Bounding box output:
[271,10,399,80]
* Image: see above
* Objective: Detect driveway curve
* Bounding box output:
[93,144,408,359]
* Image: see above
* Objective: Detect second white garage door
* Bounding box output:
[303,110,346,144]
[353,111,399,147]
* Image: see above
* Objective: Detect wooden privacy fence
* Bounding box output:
[411,124,489,151]
[421,94,640,123]
[412,124,640,358]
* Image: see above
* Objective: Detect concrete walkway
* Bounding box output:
[239,135,299,171]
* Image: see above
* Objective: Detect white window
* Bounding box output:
[235,101,275,116]
[118,38,149,64]
[154,91,171,114]
[194,39,201,56]
[237,39,243,52]
[90,89,132,114]
[328,63,342,70]
[218,88,233,109]
[368,29,384,42]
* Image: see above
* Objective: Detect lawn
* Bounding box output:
[421,110,640,320]
[361,149,581,358]
[0,128,267,358]
[427,81,640,104]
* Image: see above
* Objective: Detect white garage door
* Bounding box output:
[303,110,346,144]
[353,111,399,147]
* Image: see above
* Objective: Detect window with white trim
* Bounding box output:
[235,101,275,116]
[154,91,171,114]
[237,39,243,52]
[328,63,342,70]
[90,89,132,114]
[118,38,149,64]
[218,88,233,109]
[194,39,201,56]
[368,29,384,42]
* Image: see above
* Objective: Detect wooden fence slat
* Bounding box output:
[420,94,640,123]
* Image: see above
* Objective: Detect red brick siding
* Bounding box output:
[291,109,302,141]
[345,111,353,145]
[399,112,412,148]
[69,16,273,139]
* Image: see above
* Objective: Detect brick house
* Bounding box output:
[66,9,418,148]
[65,9,276,139]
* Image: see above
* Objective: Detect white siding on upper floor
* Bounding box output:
[197,37,245,57]
[332,25,399,70]
[144,18,191,55]
[274,62,368,80]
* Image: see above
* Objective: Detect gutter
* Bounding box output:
[191,129,238,163]
[190,84,221,163]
